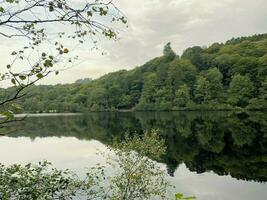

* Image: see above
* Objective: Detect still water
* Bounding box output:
[0,111,266,200]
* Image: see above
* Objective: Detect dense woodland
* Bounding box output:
[1,33,267,112]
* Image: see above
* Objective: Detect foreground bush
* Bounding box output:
[0,130,195,200]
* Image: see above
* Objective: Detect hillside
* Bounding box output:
[1,33,267,112]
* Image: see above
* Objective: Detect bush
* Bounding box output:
[0,130,196,200]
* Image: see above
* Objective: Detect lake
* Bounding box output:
[0,111,266,200]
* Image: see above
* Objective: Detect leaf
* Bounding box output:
[87,11,92,17]
[36,73,44,79]
[6,64,11,69]
[63,48,69,54]
[0,6,4,13]
[57,2,63,9]
[11,78,16,85]
[19,75,26,80]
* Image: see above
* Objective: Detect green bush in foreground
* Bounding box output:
[0,130,196,200]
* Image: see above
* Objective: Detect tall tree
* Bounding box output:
[181,46,204,70]
[163,42,176,61]
[204,68,223,102]
[228,74,254,107]
[194,68,223,104]
[194,76,210,104]
[174,84,190,108]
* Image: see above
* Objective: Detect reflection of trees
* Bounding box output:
[228,113,257,147]
[194,117,225,153]
[9,111,267,182]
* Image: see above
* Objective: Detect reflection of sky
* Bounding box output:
[0,136,266,200]
[0,137,107,176]
[172,164,267,200]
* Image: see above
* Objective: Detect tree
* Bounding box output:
[174,84,190,108]
[181,46,204,70]
[0,0,127,127]
[228,74,254,107]
[194,68,223,104]
[163,42,176,61]
[89,87,108,110]
[168,58,197,90]
[1,32,267,113]
[248,76,267,109]
[204,68,223,102]
[213,54,239,85]
[135,72,157,110]
[154,86,173,110]
[194,76,210,104]
[259,77,267,100]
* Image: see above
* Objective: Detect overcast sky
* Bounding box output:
[1,0,267,86]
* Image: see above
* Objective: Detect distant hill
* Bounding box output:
[1,33,267,112]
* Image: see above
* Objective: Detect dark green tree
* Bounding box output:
[163,42,176,61]
[228,74,254,107]
[174,84,190,108]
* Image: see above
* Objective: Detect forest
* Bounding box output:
[1,33,267,112]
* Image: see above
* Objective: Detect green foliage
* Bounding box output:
[108,130,170,199]
[203,68,223,102]
[0,130,186,199]
[163,42,176,61]
[0,161,81,200]
[182,46,204,70]
[194,76,209,104]
[174,84,190,108]
[228,74,254,107]
[1,33,267,113]
[194,68,223,104]
[0,0,127,127]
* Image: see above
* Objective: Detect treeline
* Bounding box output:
[1,33,267,112]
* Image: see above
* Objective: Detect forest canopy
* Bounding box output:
[1,33,267,112]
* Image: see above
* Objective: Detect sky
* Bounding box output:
[1,0,267,86]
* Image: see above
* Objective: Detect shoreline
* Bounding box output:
[7,109,267,117]
[0,113,82,119]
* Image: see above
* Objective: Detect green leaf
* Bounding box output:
[36,73,44,79]
[11,78,16,85]
[44,59,53,67]
[0,6,4,12]
[6,64,11,69]
[87,11,92,17]
[19,75,26,80]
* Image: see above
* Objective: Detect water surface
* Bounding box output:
[0,111,266,200]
